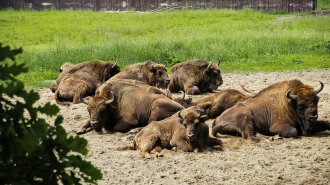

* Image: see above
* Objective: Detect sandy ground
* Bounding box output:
[38,69,330,185]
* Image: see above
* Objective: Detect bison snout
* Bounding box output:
[187,133,195,140]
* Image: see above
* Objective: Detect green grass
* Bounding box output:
[0,9,329,87]
[318,0,330,10]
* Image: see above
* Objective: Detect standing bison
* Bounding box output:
[110,61,169,89]
[168,60,223,94]
[50,60,120,105]
[212,79,324,141]
[78,79,184,134]
[115,107,222,158]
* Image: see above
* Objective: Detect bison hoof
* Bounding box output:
[156,153,164,158]
[128,129,138,134]
[76,130,86,135]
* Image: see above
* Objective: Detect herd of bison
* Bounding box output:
[49,59,329,159]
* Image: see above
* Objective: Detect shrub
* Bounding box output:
[0,43,102,184]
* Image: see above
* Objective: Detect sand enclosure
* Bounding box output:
[38,69,330,184]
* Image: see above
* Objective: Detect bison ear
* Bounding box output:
[149,63,156,73]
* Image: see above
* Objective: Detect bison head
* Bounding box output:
[286,82,324,135]
[205,61,223,91]
[81,91,115,132]
[178,107,208,142]
[103,61,120,82]
[148,63,170,89]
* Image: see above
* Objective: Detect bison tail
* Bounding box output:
[55,90,72,106]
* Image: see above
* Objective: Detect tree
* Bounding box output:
[0,43,102,184]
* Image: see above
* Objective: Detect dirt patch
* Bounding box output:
[38,69,330,184]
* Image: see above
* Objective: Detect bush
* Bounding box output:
[0,43,102,184]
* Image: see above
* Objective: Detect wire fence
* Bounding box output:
[0,0,317,12]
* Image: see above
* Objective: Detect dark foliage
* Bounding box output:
[0,43,102,184]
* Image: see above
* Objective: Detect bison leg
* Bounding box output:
[136,133,160,159]
[171,139,193,152]
[185,85,200,95]
[72,83,89,104]
[76,120,92,135]
[270,124,298,138]
[113,117,139,132]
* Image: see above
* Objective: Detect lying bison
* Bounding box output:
[50,60,120,105]
[78,79,184,134]
[172,89,251,119]
[115,107,222,158]
[212,79,324,141]
[168,60,223,94]
[195,89,251,119]
[110,61,169,89]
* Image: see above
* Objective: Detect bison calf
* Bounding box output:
[120,107,222,158]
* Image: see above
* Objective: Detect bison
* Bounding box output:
[109,61,169,89]
[168,60,223,95]
[50,60,120,105]
[212,79,324,142]
[78,79,184,134]
[172,89,251,119]
[115,107,222,158]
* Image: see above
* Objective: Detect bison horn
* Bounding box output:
[178,110,183,120]
[286,89,297,100]
[217,60,221,66]
[206,61,213,71]
[112,61,118,68]
[80,93,89,105]
[196,109,203,118]
[314,81,324,94]
[105,91,115,104]
[179,90,185,100]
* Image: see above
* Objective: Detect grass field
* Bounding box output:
[0,9,329,87]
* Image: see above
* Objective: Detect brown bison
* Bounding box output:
[195,89,251,119]
[172,89,251,119]
[50,60,120,105]
[168,60,223,94]
[115,107,222,158]
[78,79,184,134]
[212,79,324,141]
[110,61,169,89]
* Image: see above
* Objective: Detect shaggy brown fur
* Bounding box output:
[110,61,169,89]
[50,60,120,105]
[212,79,324,141]
[168,60,223,95]
[77,79,184,134]
[195,89,251,119]
[115,107,222,158]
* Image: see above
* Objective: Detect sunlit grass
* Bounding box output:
[0,9,329,87]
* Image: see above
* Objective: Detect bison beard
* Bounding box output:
[212,79,324,141]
